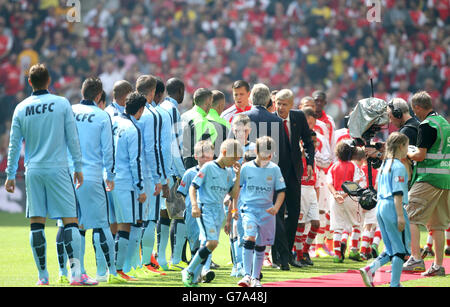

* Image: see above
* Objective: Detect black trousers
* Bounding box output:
[272,168,301,265]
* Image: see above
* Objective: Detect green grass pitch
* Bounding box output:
[0,212,448,287]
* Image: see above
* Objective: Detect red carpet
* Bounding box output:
[263,258,450,287]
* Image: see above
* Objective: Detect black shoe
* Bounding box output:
[201,270,215,283]
[280,264,290,271]
[259,272,263,280]
[340,242,347,260]
[289,259,304,268]
[302,252,314,266]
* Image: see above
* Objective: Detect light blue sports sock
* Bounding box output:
[56,226,68,277]
[234,239,243,267]
[187,246,211,274]
[92,229,107,277]
[93,227,117,276]
[141,221,156,265]
[63,223,82,281]
[203,253,212,272]
[157,218,170,266]
[131,224,144,269]
[30,223,48,280]
[368,251,390,275]
[115,230,129,271]
[242,240,255,277]
[251,247,265,280]
[390,256,404,287]
[172,221,187,264]
[124,224,142,272]
[79,229,86,275]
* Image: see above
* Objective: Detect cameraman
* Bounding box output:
[365,98,419,161]
[403,91,450,277]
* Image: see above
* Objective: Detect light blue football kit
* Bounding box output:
[104,101,125,224]
[111,112,144,224]
[6,89,84,282]
[366,158,411,287]
[183,160,236,282]
[177,166,201,252]
[158,97,186,268]
[69,100,115,229]
[69,99,118,278]
[239,160,286,280]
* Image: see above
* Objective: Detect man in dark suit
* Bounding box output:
[273,89,315,269]
[240,85,314,269]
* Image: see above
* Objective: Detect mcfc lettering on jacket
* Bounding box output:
[25,103,55,116]
[74,113,96,123]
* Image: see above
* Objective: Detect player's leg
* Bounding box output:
[157,212,171,270]
[182,205,216,286]
[55,220,69,283]
[170,218,188,269]
[302,220,319,265]
[29,216,49,284]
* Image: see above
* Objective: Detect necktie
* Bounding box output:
[283,119,290,142]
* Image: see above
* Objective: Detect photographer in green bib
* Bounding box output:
[403,91,450,277]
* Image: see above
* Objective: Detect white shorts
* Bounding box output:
[330,195,362,231]
[361,207,378,226]
[317,170,331,211]
[299,185,320,223]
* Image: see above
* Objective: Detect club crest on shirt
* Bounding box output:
[267,176,272,182]
[395,176,404,183]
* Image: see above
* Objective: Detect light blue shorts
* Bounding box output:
[242,205,276,246]
[184,203,200,249]
[75,180,109,229]
[377,199,411,257]
[111,188,139,224]
[106,190,116,224]
[25,167,78,219]
[197,203,224,242]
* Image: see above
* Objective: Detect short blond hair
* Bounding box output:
[220,139,243,158]
[194,140,214,157]
[256,136,275,157]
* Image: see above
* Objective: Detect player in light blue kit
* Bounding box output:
[135,75,171,274]
[68,78,126,284]
[104,80,133,238]
[5,64,86,286]
[159,78,186,270]
[237,136,286,287]
[359,132,411,287]
[110,92,147,281]
[181,139,243,287]
[177,140,215,282]
[229,113,256,277]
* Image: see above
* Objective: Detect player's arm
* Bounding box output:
[143,115,162,195]
[102,115,115,191]
[160,116,173,184]
[172,108,186,178]
[128,127,146,203]
[267,167,286,215]
[266,187,286,216]
[64,99,83,188]
[189,184,201,218]
[229,162,241,201]
[5,110,23,193]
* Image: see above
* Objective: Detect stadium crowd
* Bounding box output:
[0,0,449,287]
